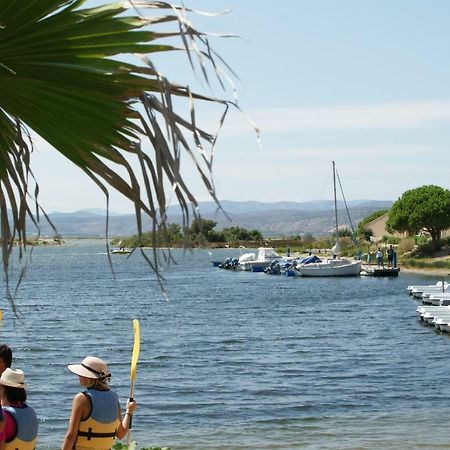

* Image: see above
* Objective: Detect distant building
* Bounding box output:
[364,213,403,241]
[365,212,450,240]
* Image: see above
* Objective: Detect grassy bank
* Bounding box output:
[400,258,450,270]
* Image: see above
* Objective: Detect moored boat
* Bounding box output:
[411,284,450,298]
[296,257,361,277]
[238,247,281,272]
[295,162,361,278]
[407,281,448,295]
[110,248,131,254]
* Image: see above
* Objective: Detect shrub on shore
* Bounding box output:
[397,238,415,256]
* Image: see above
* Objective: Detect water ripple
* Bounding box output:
[2,243,450,449]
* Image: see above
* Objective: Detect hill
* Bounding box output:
[26,200,392,238]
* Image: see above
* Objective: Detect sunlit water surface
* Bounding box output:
[2,240,450,449]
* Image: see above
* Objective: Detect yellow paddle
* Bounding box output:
[127,319,140,445]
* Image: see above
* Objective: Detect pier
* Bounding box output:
[361,265,400,277]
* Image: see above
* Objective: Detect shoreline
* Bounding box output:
[400,267,450,277]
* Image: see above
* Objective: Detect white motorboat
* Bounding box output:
[424,311,450,325]
[407,281,448,295]
[416,306,450,322]
[422,293,450,306]
[411,284,450,299]
[238,247,281,272]
[422,291,450,299]
[110,248,131,254]
[295,162,361,277]
[296,257,361,277]
[431,316,450,330]
[416,305,450,314]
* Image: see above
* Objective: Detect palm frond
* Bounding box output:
[0,0,248,305]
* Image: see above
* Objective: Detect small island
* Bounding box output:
[19,238,65,246]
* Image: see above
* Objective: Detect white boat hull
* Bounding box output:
[296,259,361,277]
[407,281,447,295]
[110,248,131,254]
[239,260,273,271]
[237,247,281,272]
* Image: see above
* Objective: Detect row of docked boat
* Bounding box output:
[216,162,366,277]
[407,281,449,299]
[417,305,450,332]
[216,246,362,277]
[408,280,450,333]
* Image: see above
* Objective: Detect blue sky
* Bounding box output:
[32,1,450,213]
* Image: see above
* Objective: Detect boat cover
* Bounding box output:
[256,247,280,260]
[238,252,256,263]
[300,255,321,264]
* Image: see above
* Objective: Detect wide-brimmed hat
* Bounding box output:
[68,356,110,380]
[0,368,27,388]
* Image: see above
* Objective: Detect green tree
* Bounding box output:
[0,1,245,301]
[163,224,183,244]
[222,226,262,241]
[248,229,263,241]
[189,219,217,240]
[387,185,450,246]
[222,227,241,241]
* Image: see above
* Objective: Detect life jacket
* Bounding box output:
[2,404,38,450]
[76,389,120,450]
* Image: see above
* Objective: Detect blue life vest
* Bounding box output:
[76,389,120,450]
[2,404,38,450]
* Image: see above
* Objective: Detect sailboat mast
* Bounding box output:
[333,161,338,236]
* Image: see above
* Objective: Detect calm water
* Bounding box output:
[2,240,450,449]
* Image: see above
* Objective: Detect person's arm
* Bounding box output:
[61,393,89,450]
[115,399,137,440]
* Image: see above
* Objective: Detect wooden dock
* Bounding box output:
[361,265,400,277]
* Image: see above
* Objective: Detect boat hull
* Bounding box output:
[297,260,361,277]
[239,261,274,271]
[110,249,131,254]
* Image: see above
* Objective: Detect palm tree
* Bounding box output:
[0,0,245,303]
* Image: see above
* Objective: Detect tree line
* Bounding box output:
[118,219,263,248]
[117,185,450,252]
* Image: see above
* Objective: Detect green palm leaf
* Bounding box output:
[0,0,243,307]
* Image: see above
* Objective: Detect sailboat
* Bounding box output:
[296,162,361,277]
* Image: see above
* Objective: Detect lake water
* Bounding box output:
[2,240,450,449]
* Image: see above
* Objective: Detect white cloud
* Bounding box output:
[23,101,450,211]
[214,101,450,135]
[270,144,427,158]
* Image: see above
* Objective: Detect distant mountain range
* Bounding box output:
[29,199,392,238]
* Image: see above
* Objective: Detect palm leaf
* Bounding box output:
[0,0,248,306]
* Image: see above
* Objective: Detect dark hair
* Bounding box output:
[3,385,26,403]
[0,345,12,368]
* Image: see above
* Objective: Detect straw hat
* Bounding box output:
[0,368,27,388]
[68,356,110,380]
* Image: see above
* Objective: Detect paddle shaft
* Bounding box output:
[126,382,135,445]
[127,319,140,445]
[128,381,135,429]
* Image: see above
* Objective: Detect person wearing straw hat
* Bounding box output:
[0,368,38,450]
[62,356,136,450]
